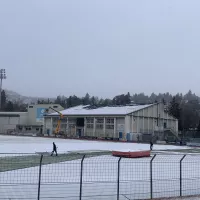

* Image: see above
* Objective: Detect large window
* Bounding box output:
[106,125,114,129]
[86,117,94,129]
[96,124,103,129]
[69,124,75,128]
[87,124,94,129]
[61,118,67,123]
[96,118,104,124]
[61,124,66,128]
[68,118,76,124]
[106,118,114,124]
[106,118,114,130]
[96,118,104,129]
[86,118,93,124]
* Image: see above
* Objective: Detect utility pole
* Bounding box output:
[0,69,6,110]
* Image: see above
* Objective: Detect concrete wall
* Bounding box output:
[18,112,28,124]
[0,104,64,134]
[0,112,28,125]
[44,117,53,135]
[0,112,28,133]
[0,116,19,133]
[128,103,178,135]
[27,104,64,126]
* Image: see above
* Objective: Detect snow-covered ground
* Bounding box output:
[0,135,189,154]
[0,135,198,200]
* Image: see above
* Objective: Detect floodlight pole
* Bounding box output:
[0,69,7,110]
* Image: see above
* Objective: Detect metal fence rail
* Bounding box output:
[0,153,200,200]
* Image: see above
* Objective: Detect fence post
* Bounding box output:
[37,154,43,200]
[150,154,156,199]
[117,157,122,200]
[79,155,85,200]
[180,155,186,197]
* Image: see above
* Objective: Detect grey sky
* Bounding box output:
[0,0,200,98]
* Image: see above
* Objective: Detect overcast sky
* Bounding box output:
[0,0,200,98]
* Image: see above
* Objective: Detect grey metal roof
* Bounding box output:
[47,104,153,116]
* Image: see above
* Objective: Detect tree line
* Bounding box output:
[1,89,200,131]
[0,90,27,112]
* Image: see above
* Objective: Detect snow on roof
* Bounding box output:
[48,104,153,116]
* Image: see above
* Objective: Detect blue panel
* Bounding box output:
[36,108,46,122]
[79,129,81,137]
[77,129,82,137]
[126,133,130,141]
[119,132,123,138]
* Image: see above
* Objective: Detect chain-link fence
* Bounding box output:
[0,153,200,200]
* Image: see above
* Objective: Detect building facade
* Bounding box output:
[0,104,64,134]
[0,113,21,134]
[44,103,178,141]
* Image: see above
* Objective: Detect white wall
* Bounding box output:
[128,103,178,134]
[124,116,131,134]
[27,104,64,126]
[43,117,53,135]
[0,112,28,125]
[19,112,28,124]
[0,116,19,133]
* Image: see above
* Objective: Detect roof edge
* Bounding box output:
[44,114,126,117]
[126,104,154,115]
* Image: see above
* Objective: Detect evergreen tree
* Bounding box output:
[1,90,6,110]
[55,96,62,105]
[67,96,73,108]
[125,92,131,104]
[168,97,181,119]
[83,93,90,105]
[5,101,14,111]
[162,98,166,105]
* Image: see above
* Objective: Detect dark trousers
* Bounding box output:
[150,144,153,150]
[51,149,57,156]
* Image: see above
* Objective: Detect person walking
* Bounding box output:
[137,134,139,142]
[150,141,153,151]
[51,142,58,156]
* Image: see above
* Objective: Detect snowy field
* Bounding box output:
[0,135,199,200]
[0,135,189,154]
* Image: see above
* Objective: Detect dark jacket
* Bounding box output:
[53,143,56,150]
